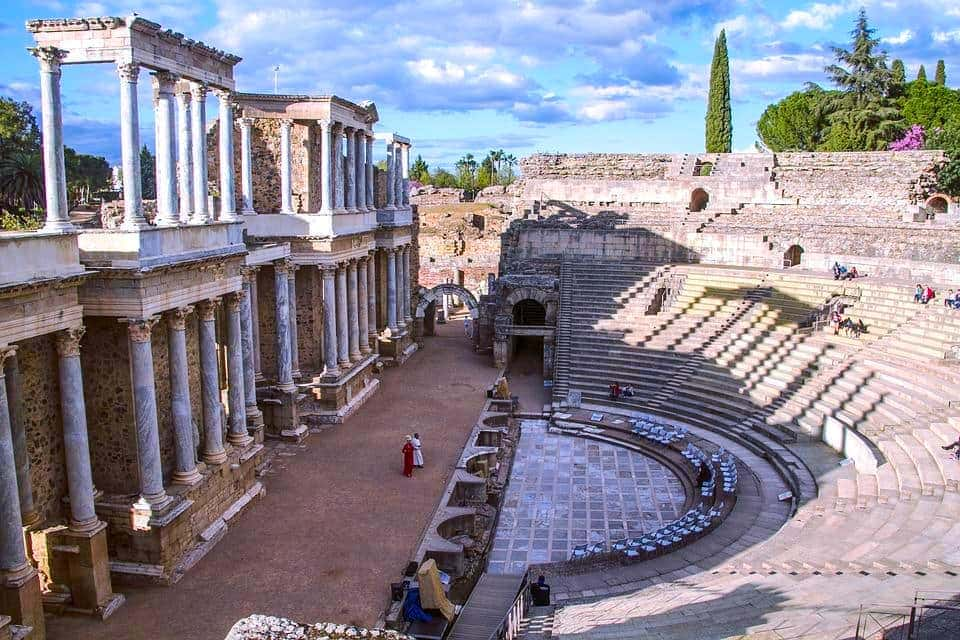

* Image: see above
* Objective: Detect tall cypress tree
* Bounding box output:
[891,59,905,85]
[936,59,946,86]
[917,65,927,83]
[705,29,732,153]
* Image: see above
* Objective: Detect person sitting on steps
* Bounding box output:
[915,284,924,304]
[942,436,960,461]
[622,385,636,398]
[609,382,621,399]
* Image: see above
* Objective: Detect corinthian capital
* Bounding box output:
[116,60,140,82]
[225,291,245,312]
[196,299,220,321]
[167,306,194,331]
[0,345,18,369]
[126,317,158,343]
[29,46,67,73]
[55,326,86,357]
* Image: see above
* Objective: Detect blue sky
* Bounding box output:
[2,0,959,170]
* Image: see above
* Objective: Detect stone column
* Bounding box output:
[274,261,295,391]
[332,123,345,212]
[54,328,99,531]
[190,82,209,224]
[367,250,378,344]
[287,266,300,378]
[215,89,238,222]
[386,248,399,333]
[126,319,170,507]
[321,266,340,377]
[318,120,333,214]
[2,354,37,528]
[347,259,361,362]
[358,256,370,354]
[176,89,194,222]
[335,263,350,366]
[396,247,406,329]
[239,117,256,214]
[224,293,252,448]
[345,126,357,212]
[385,141,396,210]
[196,301,226,465]
[31,47,71,232]
[395,144,405,209]
[401,143,411,207]
[365,134,375,210]
[403,245,413,324]
[250,270,263,380]
[166,307,201,485]
[240,269,263,429]
[153,72,179,226]
[355,129,367,212]
[279,119,294,214]
[118,61,147,229]
[0,346,31,579]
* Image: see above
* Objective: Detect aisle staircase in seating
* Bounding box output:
[447,573,528,640]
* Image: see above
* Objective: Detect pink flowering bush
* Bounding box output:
[889,125,925,151]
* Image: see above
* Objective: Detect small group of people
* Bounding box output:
[914,284,937,304]
[832,262,865,280]
[401,433,425,477]
[830,307,867,338]
[609,382,636,399]
[943,289,960,309]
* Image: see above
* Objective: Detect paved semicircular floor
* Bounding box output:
[488,419,687,575]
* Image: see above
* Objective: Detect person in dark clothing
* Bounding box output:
[530,575,551,606]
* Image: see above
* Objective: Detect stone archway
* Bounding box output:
[415,283,479,320]
[783,244,804,268]
[925,194,950,217]
[689,188,709,212]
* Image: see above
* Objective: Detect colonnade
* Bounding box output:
[384,138,412,211]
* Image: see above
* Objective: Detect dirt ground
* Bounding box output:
[46,320,499,640]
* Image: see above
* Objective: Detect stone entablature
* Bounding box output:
[0,231,86,288]
[234,93,376,131]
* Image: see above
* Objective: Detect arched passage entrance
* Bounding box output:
[414,283,479,344]
[925,194,950,218]
[689,188,709,212]
[783,244,804,268]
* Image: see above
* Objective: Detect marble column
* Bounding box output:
[365,134,375,210]
[118,61,147,229]
[386,248,399,332]
[176,89,194,222]
[250,270,263,380]
[347,259,361,362]
[335,263,350,366]
[153,71,179,226]
[166,307,201,485]
[31,47,71,232]
[345,126,357,212]
[0,347,30,577]
[403,245,413,323]
[126,319,170,507]
[401,143,411,207]
[224,293,252,448]
[240,269,262,427]
[318,120,333,214]
[215,89,238,222]
[396,246,406,329]
[2,354,37,527]
[196,301,226,465]
[355,129,367,212]
[395,144,405,209]
[190,82,209,223]
[385,141,396,210]
[279,119,294,214]
[239,117,256,214]
[274,261,295,391]
[333,123,345,212]
[54,328,99,531]
[321,266,340,377]
[367,250,378,343]
[358,256,370,354]
[287,266,301,378]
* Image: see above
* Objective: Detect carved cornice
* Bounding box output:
[55,326,86,357]
[196,299,220,321]
[152,71,178,93]
[126,317,158,343]
[166,306,194,331]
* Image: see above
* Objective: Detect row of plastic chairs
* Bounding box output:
[629,418,688,445]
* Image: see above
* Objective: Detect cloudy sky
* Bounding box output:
[2,0,959,169]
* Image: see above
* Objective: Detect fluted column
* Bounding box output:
[401,143,411,207]
[166,307,201,485]
[365,134,375,210]
[318,120,333,214]
[239,117,256,214]
[287,266,300,378]
[196,301,226,465]
[355,129,367,212]
[274,261,295,390]
[2,353,38,528]
[385,141,396,210]
[358,256,370,354]
[126,319,170,507]
[386,248,399,332]
[332,123,345,212]
[54,328,100,531]
[250,270,263,380]
[240,269,262,427]
[347,259,361,362]
[321,266,340,377]
[215,89,237,221]
[31,47,71,232]
[395,143,404,209]
[153,72,179,226]
[403,245,413,324]
[345,126,357,212]
[367,250,378,343]
[190,82,209,223]
[336,263,349,366]
[224,293,252,448]
[118,61,147,229]
[396,247,405,329]
[279,119,294,214]
[176,89,194,222]
[0,347,30,577]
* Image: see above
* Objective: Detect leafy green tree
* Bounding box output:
[756,88,833,151]
[826,9,891,104]
[902,83,960,130]
[936,60,946,86]
[891,59,906,85]
[64,147,111,205]
[477,155,494,189]
[454,153,477,191]
[927,122,960,196]
[0,98,40,155]
[139,145,155,200]
[917,65,927,83]
[410,155,430,183]
[430,168,458,188]
[705,29,732,153]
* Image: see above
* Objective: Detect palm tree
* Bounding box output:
[0,150,44,213]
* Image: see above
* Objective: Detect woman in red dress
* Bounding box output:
[402,435,415,477]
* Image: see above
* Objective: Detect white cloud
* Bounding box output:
[933,29,960,44]
[882,29,914,45]
[781,2,846,30]
[736,53,829,77]
[715,15,750,36]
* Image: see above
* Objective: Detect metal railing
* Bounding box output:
[854,591,960,639]
[488,571,530,640]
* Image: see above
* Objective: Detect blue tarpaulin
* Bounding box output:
[403,587,433,622]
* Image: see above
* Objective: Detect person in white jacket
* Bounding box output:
[412,433,424,468]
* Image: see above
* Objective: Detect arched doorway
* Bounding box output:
[510,298,547,377]
[783,244,803,268]
[512,299,546,325]
[689,188,709,212]
[925,194,949,218]
[414,283,480,345]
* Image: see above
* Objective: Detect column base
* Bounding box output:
[20,512,42,531]
[227,432,254,449]
[349,352,362,363]
[172,468,203,486]
[201,450,228,466]
[41,219,74,233]
[0,565,44,639]
[302,355,379,425]
[377,332,417,366]
[261,387,306,442]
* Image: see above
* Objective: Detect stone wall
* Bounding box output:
[410,186,464,205]
[294,267,321,375]
[256,265,279,382]
[520,153,676,180]
[226,615,415,640]
[417,203,505,296]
